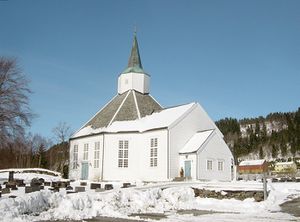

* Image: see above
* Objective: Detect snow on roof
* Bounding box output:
[179,130,214,154]
[72,103,196,138]
[239,159,266,166]
[275,161,295,166]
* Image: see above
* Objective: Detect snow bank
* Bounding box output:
[0,182,299,222]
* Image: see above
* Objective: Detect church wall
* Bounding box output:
[69,134,103,181]
[197,132,234,181]
[102,129,168,181]
[169,105,205,179]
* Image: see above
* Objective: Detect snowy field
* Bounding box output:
[0,172,299,222]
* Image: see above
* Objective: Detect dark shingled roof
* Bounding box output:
[84,90,162,129]
[135,91,162,118]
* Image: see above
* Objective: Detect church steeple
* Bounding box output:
[122,33,146,74]
[118,33,150,95]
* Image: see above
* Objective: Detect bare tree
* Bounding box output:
[52,121,71,143]
[0,57,33,146]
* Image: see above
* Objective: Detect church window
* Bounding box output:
[150,138,158,167]
[118,140,129,168]
[73,145,78,169]
[218,160,224,171]
[94,142,100,168]
[83,143,89,160]
[207,160,213,170]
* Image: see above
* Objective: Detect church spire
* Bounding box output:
[122,33,146,74]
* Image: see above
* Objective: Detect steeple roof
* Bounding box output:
[122,34,146,74]
[84,90,162,129]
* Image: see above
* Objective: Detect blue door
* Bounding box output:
[81,163,89,180]
[184,161,191,178]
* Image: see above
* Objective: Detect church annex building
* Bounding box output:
[69,35,234,182]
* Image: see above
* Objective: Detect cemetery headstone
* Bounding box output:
[90,183,101,189]
[75,186,85,192]
[104,184,113,190]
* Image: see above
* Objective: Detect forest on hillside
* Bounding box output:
[216,108,300,164]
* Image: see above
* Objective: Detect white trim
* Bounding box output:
[132,90,141,119]
[149,94,163,108]
[108,90,131,126]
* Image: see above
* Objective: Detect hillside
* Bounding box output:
[216,107,300,163]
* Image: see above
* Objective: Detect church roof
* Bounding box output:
[72,102,197,138]
[122,34,146,74]
[84,90,162,129]
[179,130,214,154]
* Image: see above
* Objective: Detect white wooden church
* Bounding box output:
[69,35,234,182]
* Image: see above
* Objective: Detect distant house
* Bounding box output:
[69,34,234,182]
[273,161,297,175]
[238,159,268,180]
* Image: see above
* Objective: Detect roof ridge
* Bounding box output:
[108,90,131,126]
[132,90,141,119]
[163,102,196,111]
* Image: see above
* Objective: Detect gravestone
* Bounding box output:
[6,182,17,189]
[15,179,25,187]
[25,186,40,194]
[75,186,85,192]
[1,188,10,194]
[80,182,87,186]
[122,183,131,188]
[90,183,101,190]
[104,184,113,190]
[67,191,77,194]
[30,178,42,187]
[44,182,51,186]
[66,185,73,190]
[38,178,45,184]
[8,171,14,182]
[9,195,17,199]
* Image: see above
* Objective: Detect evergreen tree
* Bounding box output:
[259,146,264,159]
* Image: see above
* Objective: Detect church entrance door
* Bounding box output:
[81,162,89,180]
[184,160,191,178]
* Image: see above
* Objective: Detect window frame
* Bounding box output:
[72,144,78,169]
[118,140,129,168]
[218,160,224,171]
[94,141,100,168]
[206,159,213,171]
[150,138,158,167]
[83,143,89,161]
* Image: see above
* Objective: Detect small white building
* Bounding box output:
[69,34,234,182]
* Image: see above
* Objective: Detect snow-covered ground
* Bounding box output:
[0,172,299,222]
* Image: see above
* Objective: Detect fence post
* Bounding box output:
[263,172,268,200]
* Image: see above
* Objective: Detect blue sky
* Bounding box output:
[0,0,299,140]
